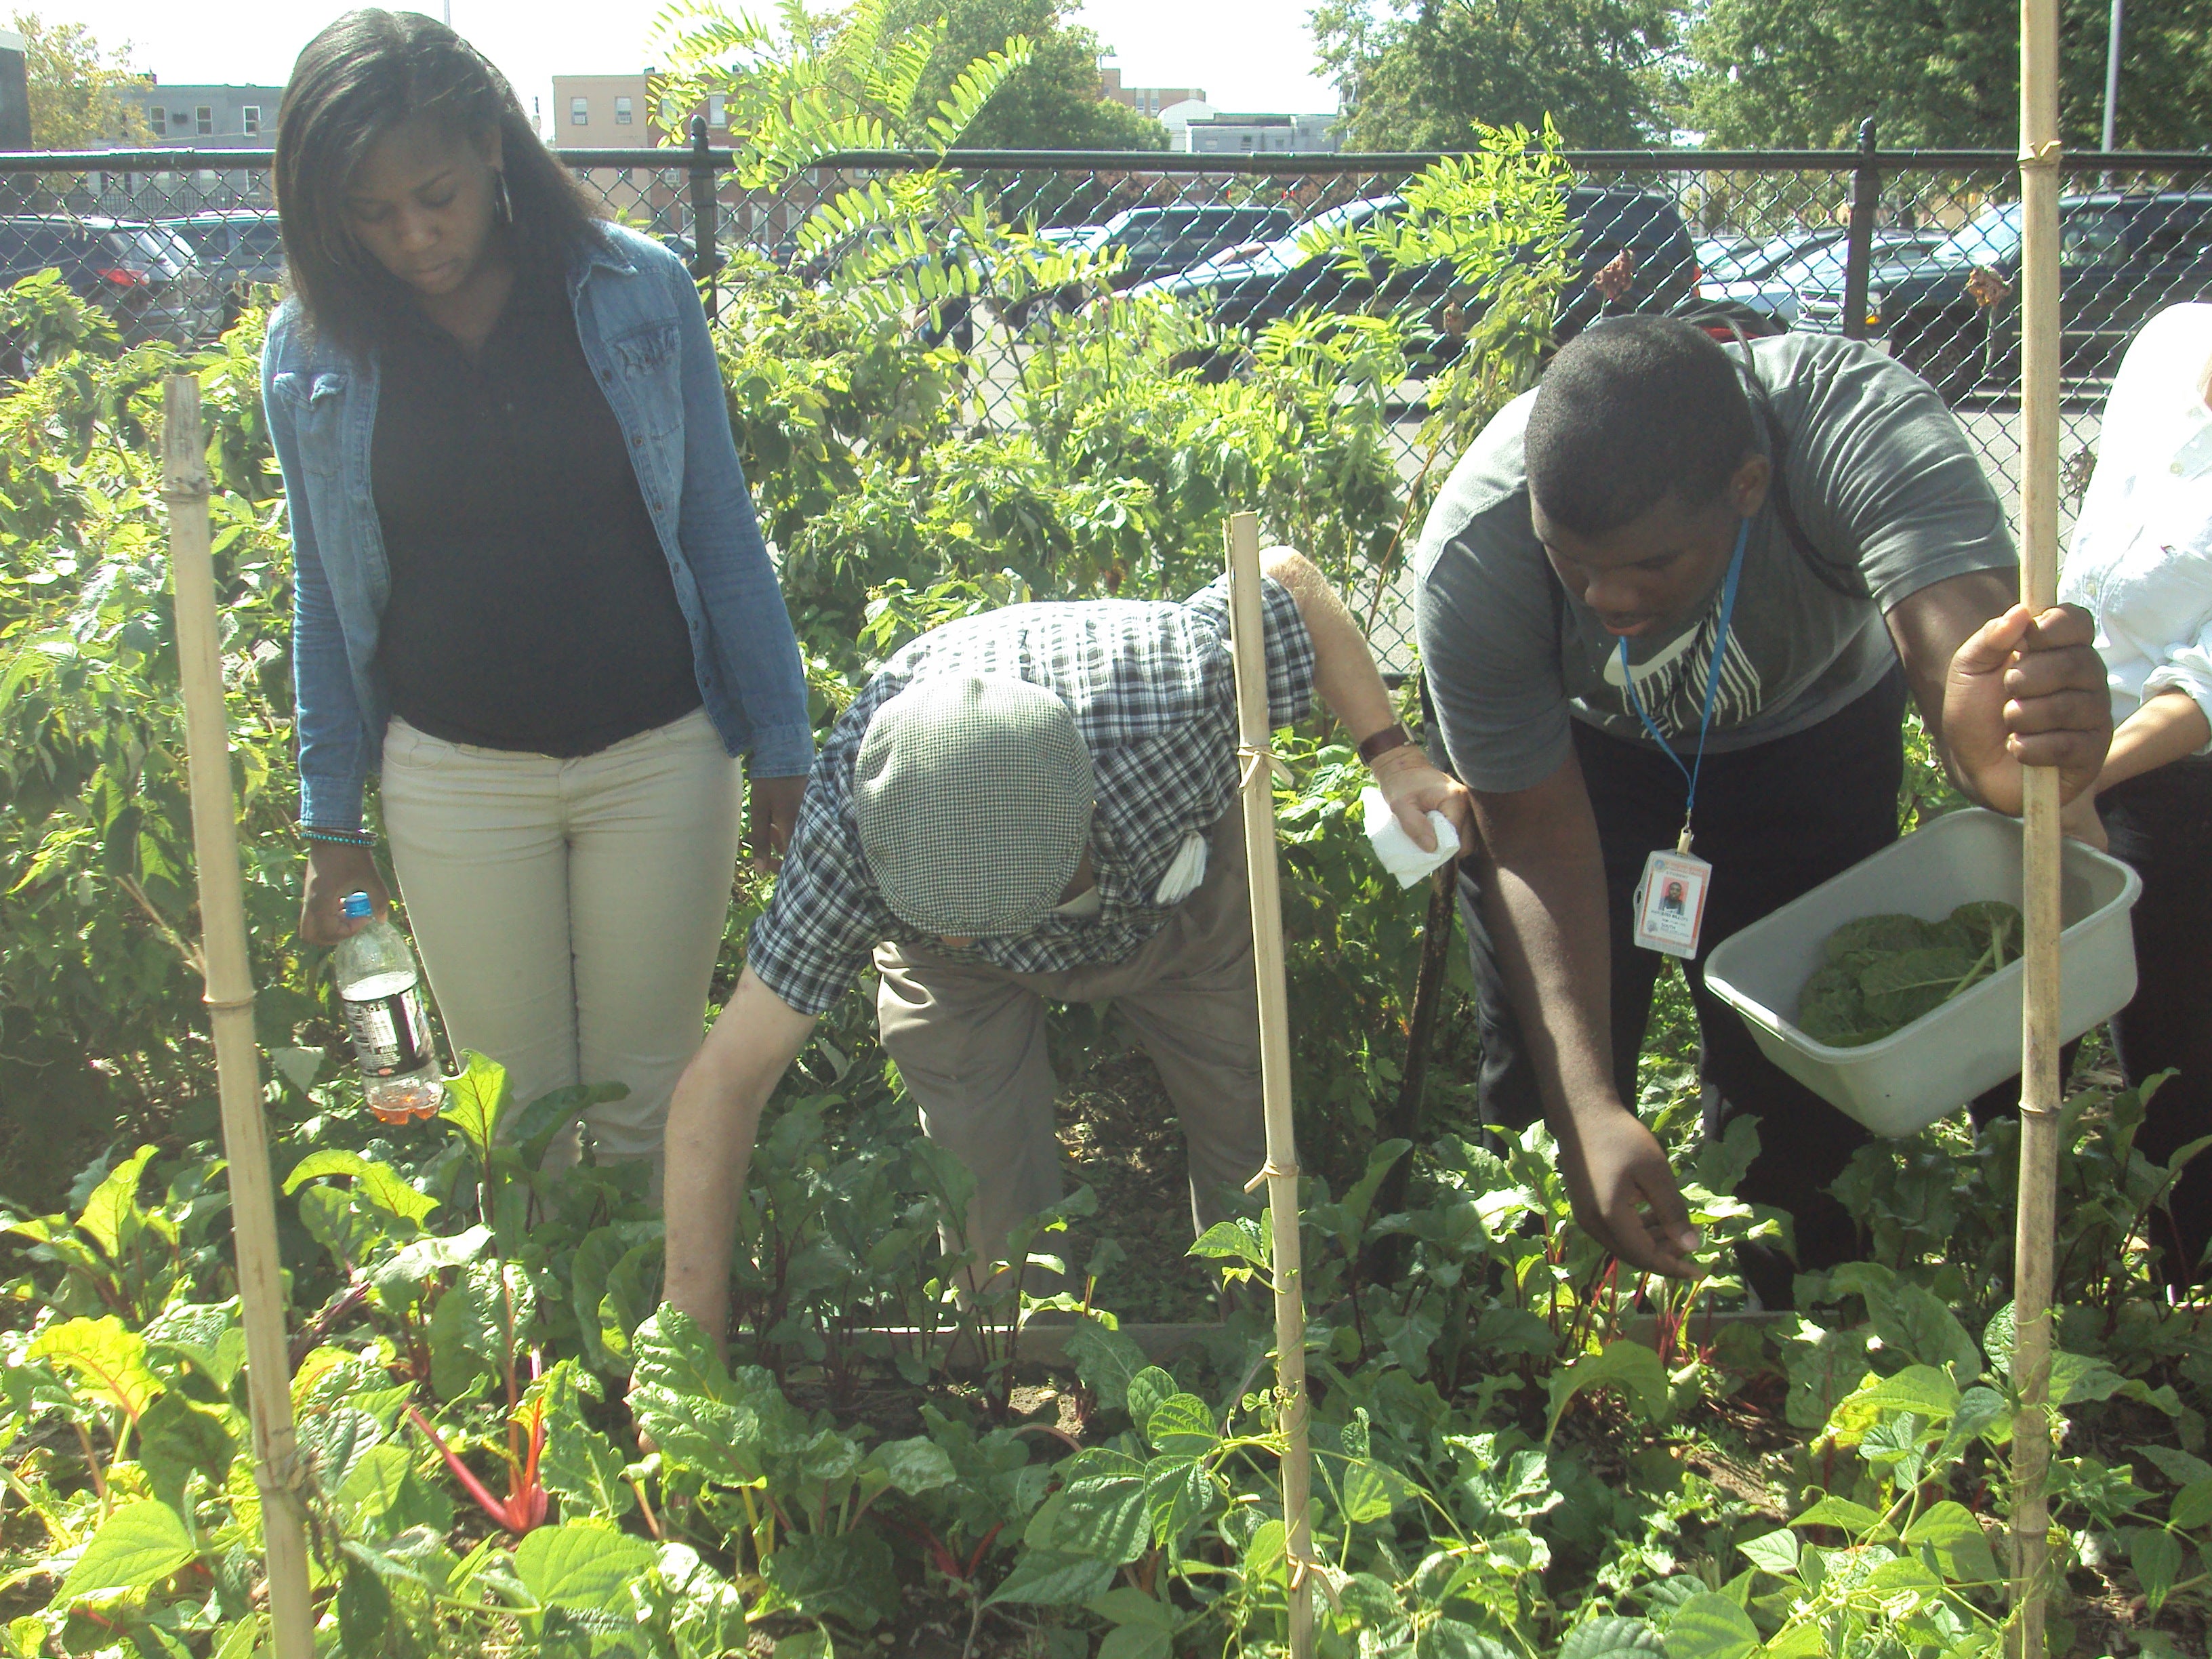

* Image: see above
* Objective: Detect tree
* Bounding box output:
[1310,0,1678,151]
[878,0,1166,150]
[14,12,150,150]
[1682,0,2212,150]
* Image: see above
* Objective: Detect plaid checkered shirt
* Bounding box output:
[747,574,1317,1016]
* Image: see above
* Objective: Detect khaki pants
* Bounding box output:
[874,811,1265,1269]
[379,708,745,1191]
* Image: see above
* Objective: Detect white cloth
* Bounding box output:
[2059,303,2212,746]
[1150,830,1210,905]
[1361,786,1462,888]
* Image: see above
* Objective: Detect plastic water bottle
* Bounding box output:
[333,892,443,1123]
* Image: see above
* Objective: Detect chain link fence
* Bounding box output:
[10,139,2212,662]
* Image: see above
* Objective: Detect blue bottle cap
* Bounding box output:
[340,892,374,920]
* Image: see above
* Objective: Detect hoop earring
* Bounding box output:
[491,170,512,226]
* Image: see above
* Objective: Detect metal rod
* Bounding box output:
[688,116,718,320]
[162,374,314,1659]
[1223,512,1314,1659]
[2009,0,2064,1637]
[1841,119,1881,342]
[2102,0,2125,155]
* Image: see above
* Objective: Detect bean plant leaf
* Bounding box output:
[986,1547,1117,1607]
[1125,1366,1174,1433]
[1901,1500,2002,1585]
[136,1391,237,1511]
[1144,1393,1216,1455]
[2168,1478,2212,1532]
[2127,1526,2184,1614]
[1097,1628,1172,1659]
[62,1498,199,1596]
[1414,1619,1515,1659]
[337,1559,393,1658]
[1557,1616,1663,1656]
[1143,1453,1215,1545]
[2137,1444,2212,1489]
[1736,1528,1799,1576]
[1041,1475,1148,1563]
[514,1522,656,1613]
[1662,1593,1761,1659]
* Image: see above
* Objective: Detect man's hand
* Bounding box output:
[747,775,806,872]
[1370,744,1477,855]
[1942,603,2111,813]
[1555,1107,1703,1278]
[300,842,388,946]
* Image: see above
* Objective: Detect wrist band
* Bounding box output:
[1357,722,1414,764]
[302,826,375,847]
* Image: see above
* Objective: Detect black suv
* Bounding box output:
[0,215,224,346]
[1132,187,1698,370]
[1797,191,2212,401]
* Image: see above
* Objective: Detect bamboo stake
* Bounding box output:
[162,373,316,1659]
[1223,512,1315,1659]
[2008,0,2064,1644]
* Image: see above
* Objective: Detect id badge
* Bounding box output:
[1633,848,1713,960]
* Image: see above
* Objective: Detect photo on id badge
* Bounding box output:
[1634,850,1711,959]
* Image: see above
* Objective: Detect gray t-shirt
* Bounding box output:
[1414,334,2018,794]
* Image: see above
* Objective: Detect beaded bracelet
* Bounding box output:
[301,826,375,848]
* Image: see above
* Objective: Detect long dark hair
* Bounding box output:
[272,9,601,356]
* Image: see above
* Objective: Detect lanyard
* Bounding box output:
[1616,518,1750,853]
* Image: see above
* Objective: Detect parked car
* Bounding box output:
[1696,234,1772,284]
[161,209,286,328]
[0,215,225,347]
[1797,190,2212,401]
[1706,228,1949,328]
[1133,186,1698,373]
[999,204,1296,329]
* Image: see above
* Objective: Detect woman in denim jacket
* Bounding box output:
[264,10,812,1191]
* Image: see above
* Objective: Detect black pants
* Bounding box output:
[1458,668,1907,1306]
[2100,760,2212,1286]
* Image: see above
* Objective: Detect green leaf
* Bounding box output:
[1143,1453,1215,1546]
[1415,1618,1515,1659]
[28,1314,163,1422]
[508,1083,628,1168]
[370,1226,492,1308]
[1088,1586,1179,1631]
[144,1303,246,1389]
[2137,1444,2212,1489]
[1340,1458,1415,1525]
[427,1261,533,1401]
[1854,1364,1961,1422]
[283,1151,438,1227]
[1060,1320,1148,1413]
[1547,1341,1671,1440]
[514,1522,656,1613]
[76,1145,159,1261]
[1737,1528,1800,1576]
[1188,1218,1267,1265]
[2169,1478,2212,1532]
[62,1499,199,1596]
[986,1547,1117,1606]
[1902,1500,2002,1585]
[1791,1495,1889,1536]
[331,1443,416,1526]
[136,1391,237,1511]
[1559,1616,1663,1656]
[1124,1366,1173,1431]
[1097,1627,1172,1659]
[1144,1393,1216,1455]
[296,1408,384,1498]
[438,1050,512,1159]
[1043,1475,1148,1564]
[337,1559,392,1658]
[2128,1527,2184,1614]
[1663,1593,1752,1654]
[864,1435,956,1495]
[761,1530,899,1628]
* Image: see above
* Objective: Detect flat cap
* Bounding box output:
[854,674,1095,938]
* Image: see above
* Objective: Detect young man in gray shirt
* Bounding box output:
[1416,316,2111,1305]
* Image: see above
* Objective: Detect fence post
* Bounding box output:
[1841,118,1880,342]
[689,115,718,321]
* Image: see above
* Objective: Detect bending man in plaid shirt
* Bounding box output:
[662,550,1474,1347]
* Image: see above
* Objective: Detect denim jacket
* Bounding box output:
[263,222,815,832]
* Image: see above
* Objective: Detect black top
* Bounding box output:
[371,268,701,756]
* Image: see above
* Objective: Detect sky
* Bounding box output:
[68,0,1340,136]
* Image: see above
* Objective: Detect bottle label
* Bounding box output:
[342,983,431,1077]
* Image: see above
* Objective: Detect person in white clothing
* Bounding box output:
[2059,302,2212,1287]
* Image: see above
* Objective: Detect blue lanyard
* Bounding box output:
[1616,518,1750,848]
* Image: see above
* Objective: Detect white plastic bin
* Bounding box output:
[1702,808,2142,1137]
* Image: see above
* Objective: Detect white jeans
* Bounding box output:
[378,707,745,1187]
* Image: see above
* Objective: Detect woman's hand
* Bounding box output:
[747,775,807,872]
[301,842,390,946]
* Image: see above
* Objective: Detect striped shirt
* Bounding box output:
[747,575,1316,1016]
